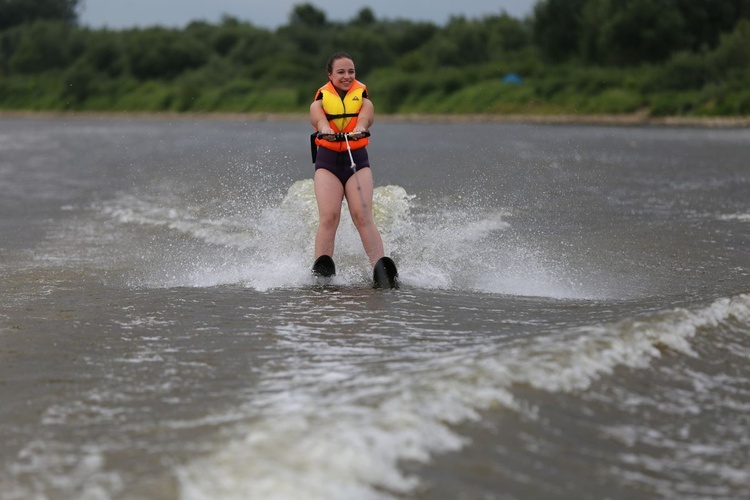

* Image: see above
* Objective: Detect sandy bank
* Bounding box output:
[1,110,749,127]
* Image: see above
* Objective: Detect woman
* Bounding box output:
[309,52,397,287]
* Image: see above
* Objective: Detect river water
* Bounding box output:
[1,115,749,499]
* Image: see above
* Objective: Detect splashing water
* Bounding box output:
[97,179,597,298]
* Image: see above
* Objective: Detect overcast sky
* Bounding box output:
[79,0,536,30]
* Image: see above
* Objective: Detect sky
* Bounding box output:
[78,0,536,30]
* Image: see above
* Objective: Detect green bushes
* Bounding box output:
[534,0,750,65]
[1,2,750,117]
[659,52,715,91]
[6,20,76,73]
[0,0,79,31]
[582,89,643,114]
[123,28,211,80]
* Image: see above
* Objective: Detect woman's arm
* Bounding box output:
[310,100,333,134]
[353,98,374,133]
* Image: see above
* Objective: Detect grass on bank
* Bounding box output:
[2,62,749,118]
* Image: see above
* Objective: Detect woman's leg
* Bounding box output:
[345,167,384,267]
[314,168,345,259]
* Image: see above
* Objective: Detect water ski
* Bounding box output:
[312,255,336,279]
[373,257,398,289]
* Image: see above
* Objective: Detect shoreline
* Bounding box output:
[1,110,749,128]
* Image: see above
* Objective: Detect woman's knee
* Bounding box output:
[318,211,340,230]
[350,210,373,230]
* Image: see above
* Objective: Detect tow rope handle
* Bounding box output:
[310,131,371,163]
[316,131,370,142]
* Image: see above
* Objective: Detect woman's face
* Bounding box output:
[328,58,355,92]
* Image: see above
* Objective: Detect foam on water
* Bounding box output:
[718,213,750,222]
[98,179,598,298]
[176,294,750,499]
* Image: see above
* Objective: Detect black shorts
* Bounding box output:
[314,147,370,187]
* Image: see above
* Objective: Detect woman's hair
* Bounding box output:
[326,52,354,74]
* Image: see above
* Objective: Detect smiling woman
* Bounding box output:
[309,52,398,286]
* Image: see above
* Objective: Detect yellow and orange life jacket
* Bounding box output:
[313,80,370,152]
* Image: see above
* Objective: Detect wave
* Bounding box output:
[176,294,750,499]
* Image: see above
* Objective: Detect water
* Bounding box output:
[1,115,749,499]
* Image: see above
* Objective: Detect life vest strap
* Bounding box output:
[325,112,359,120]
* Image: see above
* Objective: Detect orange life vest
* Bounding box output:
[314,80,370,152]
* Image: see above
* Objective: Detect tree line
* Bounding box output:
[1,0,749,116]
